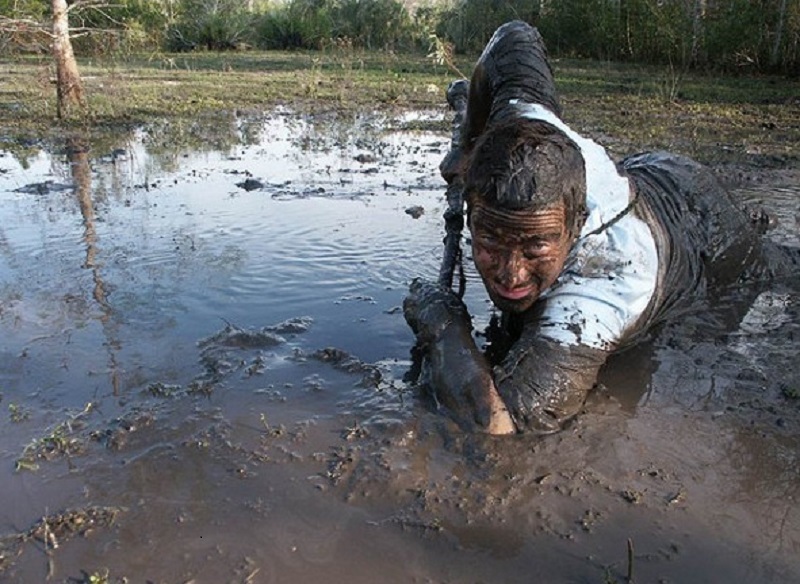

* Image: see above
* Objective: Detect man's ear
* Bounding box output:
[572,203,589,238]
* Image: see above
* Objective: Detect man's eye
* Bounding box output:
[523,240,549,257]
[478,233,499,247]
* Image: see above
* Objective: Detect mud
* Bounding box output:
[0,108,799,583]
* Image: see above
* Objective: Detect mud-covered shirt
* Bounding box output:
[509,101,659,350]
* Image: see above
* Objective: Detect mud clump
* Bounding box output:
[405,205,425,218]
[235,178,264,191]
[354,153,378,163]
[311,347,383,388]
[198,323,287,350]
[197,318,314,379]
[266,316,314,335]
[198,318,313,351]
[90,409,157,451]
[0,506,123,575]
[13,181,73,195]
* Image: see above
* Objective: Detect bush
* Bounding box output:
[166,0,257,51]
[331,0,415,50]
[253,0,416,52]
[704,0,771,70]
[5,0,798,73]
[255,0,333,50]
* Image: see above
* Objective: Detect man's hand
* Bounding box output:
[403,279,515,435]
[403,278,470,343]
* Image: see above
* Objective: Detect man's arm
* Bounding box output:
[404,279,515,435]
[403,279,610,435]
[494,326,610,434]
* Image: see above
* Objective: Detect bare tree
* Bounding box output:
[52,0,85,118]
[2,1,124,118]
[0,1,87,117]
[771,0,789,68]
[690,0,707,66]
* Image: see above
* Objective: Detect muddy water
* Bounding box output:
[0,109,799,583]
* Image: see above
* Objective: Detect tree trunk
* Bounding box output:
[52,0,84,118]
[771,0,788,68]
[690,0,707,66]
[620,0,633,58]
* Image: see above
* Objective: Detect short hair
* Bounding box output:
[463,119,587,238]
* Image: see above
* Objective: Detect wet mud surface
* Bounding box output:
[0,108,799,583]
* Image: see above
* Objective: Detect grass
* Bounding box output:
[552,57,800,163]
[782,385,800,400]
[0,48,799,167]
[8,403,31,423]
[0,506,123,576]
[0,50,451,133]
[15,403,95,472]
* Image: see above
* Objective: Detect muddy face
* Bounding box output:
[469,201,572,313]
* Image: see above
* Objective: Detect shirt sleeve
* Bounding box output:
[494,328,610,434]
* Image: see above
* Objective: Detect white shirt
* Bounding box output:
[510,101,659,350]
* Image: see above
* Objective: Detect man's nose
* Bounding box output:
[498,249,529,288]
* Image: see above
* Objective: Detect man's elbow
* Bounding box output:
[498,379,583,434]
[494,340,609,434]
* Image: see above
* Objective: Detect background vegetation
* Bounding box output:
[1,0,799,74]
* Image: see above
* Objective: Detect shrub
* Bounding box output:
[254,0,333,50]
[166,0,257,51]
[254,0,415,51]
[331,0,415,50]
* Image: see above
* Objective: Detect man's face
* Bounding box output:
[469,202,572,313]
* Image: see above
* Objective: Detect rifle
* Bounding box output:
[437,79,469,298]
[403,80,470,384]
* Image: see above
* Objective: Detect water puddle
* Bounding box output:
[0,109,799,583]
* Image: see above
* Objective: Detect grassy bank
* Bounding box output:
[1,49,799,167]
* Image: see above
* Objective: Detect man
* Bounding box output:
[403,21,798,435]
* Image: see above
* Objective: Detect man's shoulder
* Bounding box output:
[533,211,659,350]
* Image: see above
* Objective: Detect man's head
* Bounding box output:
[463,119,586,313]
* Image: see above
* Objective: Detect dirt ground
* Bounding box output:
[0,106,799,583]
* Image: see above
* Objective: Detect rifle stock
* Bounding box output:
[437,79,469,296]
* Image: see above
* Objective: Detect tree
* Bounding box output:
[52,0,85,118]
[0,0,88,117]
[690,0,707,65]
[771,0,789,68]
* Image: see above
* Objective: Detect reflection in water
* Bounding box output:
[68,135,121,395]
[69,138,105,304]
[0,109,452,424]
[1,110,449,385]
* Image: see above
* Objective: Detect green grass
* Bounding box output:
[14,403,95,472]
[782,385,800,400]
[0,50,452,130]
[1,49,799,167]
[552,57,800,163]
